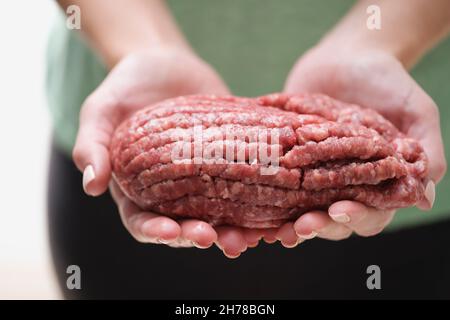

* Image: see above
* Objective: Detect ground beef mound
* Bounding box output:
[110,94,428,228]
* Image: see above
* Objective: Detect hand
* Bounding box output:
[273,47,446,244]
[72,48,256,257]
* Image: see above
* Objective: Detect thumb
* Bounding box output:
[72,92,120,196]
[407,88,447,210]
[409,89,447,183]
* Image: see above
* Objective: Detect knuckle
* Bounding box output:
[71,144,88,169]
[410,94,439,122]
[434,160,447,181]
[426,101,440,118]
[419,100,441,125]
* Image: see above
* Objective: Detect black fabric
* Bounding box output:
[47,142,450,300]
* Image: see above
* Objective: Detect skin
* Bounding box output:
[74,47,266,256]
[276,50,440,242]
[62,0,259,257]
[61,0,450,256]
[274,0,450,245]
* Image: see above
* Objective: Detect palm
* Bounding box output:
[100,49,229,122]
[75,48,261,257]
[286,49,445,180]
[276,48,445,242]
[286,50,417,129]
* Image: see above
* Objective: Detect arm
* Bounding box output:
[57,0,190,68]
[57,0,253,257]
[320,0,450,68]
[288,0,449,182]
[277,0,448,244]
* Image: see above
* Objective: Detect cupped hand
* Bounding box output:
[72,47,254,257]
[274,47,446,245]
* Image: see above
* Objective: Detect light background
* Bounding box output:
[0,1,60,299]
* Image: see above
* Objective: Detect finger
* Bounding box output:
[329,201,394,237]
[215,227,248,259]
[109,180,126,203]
[242,229,264,248]
[275,222,303,248]
[179,220,218,249]
[294,211,353,241]
[261,228,278,244]
[72,93,121,197]
[140,216,182,244]
[111,181,181,244]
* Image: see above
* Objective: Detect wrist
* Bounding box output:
[314,33,409,68]
[313,0,450,70]
[103,37,192,69]
[75,0,192,69]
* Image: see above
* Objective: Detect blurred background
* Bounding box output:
[0,1,60,299]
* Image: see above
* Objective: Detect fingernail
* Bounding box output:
[296,231,317,240]
[248,241,260,248]
[82,165,95,195]
[424,181,436,208]
[157,238,172,245]
[282,239,303,248]
[223,251,241,259]
[330,212,351,223]
[263,237,277,244]
[192,241,211,249]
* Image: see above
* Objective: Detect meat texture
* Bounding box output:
[110,94,428,228]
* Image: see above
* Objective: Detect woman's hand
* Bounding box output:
[273,47,446,245]
[72,48,255,257]
[273,0,450,247]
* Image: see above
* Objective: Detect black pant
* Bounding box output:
[47,142,450,299]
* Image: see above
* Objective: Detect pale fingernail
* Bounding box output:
[192,241,211,249]
[297,231,317,240]
[424,181,436,208]
[82,165,95,195]
[263,237,277,244]
[248,241,260,248]
[157,238,172,245]
[330,213,351,223]
[282,239,302,248]
[223,251,241,259]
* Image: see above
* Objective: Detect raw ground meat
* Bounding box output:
[110,93,428,228]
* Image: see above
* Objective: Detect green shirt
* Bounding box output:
[47,0,450,230]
